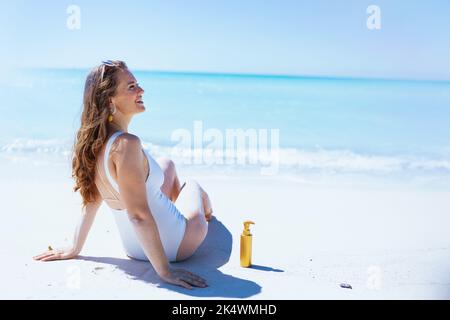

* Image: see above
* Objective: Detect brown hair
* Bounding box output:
[71,60,127,208]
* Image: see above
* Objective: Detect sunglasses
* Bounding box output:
[100,60,118,81]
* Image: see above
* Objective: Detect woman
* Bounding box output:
[33,60,213,290]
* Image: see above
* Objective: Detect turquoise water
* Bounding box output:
[1,68,450,183]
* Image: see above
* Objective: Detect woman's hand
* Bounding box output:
[33,246,78,262]
[159,267,208,289]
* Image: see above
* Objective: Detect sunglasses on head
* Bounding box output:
[100,60,118,81]
[102,60,116,66]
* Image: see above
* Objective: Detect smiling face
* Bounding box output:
[110,68,145,115]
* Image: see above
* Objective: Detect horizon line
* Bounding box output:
[18,66,450,84]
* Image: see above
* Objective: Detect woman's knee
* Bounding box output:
[158,158,179,198]
[158,157,176,176]
[183,179,201,192]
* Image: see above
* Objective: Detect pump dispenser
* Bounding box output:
[240,221,255,267]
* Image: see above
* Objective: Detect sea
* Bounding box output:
[1,68,449,188]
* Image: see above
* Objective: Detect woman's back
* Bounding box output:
[94,131,149,210]
[94,131,187,262]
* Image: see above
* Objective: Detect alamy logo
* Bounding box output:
[366,265,383,290]
[171,121,280,175]
[367,5,381,30]
[66,265,81,289]
[66,5,81,30]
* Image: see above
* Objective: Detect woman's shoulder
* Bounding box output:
[115,132,141,144]
[111,132,143,156]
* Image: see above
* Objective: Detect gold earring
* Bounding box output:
[108,104,116,122]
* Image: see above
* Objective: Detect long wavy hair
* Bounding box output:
[72,60,127,208]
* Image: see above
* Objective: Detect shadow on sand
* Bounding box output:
[79,216,261,298]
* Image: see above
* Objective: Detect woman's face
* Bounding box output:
[110,69,145,115]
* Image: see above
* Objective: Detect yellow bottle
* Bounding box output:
[240,221,255,267]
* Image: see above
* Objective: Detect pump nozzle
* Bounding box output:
[240,220,255,267]
[242,221,255,236]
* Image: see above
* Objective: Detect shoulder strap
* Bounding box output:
[103,131,124,193]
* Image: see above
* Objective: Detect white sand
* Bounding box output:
[1,159,450,299]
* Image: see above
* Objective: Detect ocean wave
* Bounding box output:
[0,138,73,156]
[1,138,450,174]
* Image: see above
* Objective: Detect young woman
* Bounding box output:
[33,60,213,290]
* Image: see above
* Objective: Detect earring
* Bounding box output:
[108,104,116,122]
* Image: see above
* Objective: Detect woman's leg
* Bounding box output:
[157,157,182,202]
[174,180,210,261]
[157,158,213,260]
[158,157,213,219]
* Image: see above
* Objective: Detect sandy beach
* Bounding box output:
[2,0,450,302]
[1,158,449,300]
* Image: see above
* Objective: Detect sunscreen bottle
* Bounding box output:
[240,221,255,267]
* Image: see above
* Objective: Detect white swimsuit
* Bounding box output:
[103,131,187,262]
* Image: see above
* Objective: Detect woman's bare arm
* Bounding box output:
[33,193,102,261]
[114,134,170,275]
[71,196,103,255]
[114,134,207,289]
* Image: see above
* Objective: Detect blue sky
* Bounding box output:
[2,0,450,80]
